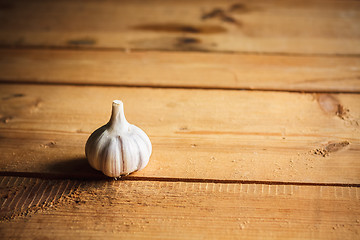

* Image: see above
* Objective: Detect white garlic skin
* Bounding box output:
[85,100,152,177]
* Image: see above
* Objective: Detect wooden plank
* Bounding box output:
[0,176,78,220]
[0,84,359,183]
[0,176,359,239]
[0,49,360,92]
[0,0,359,54]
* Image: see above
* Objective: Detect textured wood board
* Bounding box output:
[0,84,359,183]
[0,0,359,238]
[0,176,359,239]
[0,0,359,54]
[0,49,359,92]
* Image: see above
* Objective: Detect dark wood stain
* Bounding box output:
[129,36,210,52]
[228,3,251,14]
[202,8,224,20]
[313,141,350,157]
[201,8,241,26]
[221,15,241,26]
[177,37,201,44]
[67,38,96,46]
[2,93,25,101]
[133,23,226,34]
[325,141,350,153]
[174,37,208,52]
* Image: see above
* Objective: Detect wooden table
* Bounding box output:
[0,0,359,239]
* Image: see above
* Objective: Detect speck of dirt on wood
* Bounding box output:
[0,116,13,124]
[40,141,56,148]
[313,148,329,157]
[335,104,350,120]
[312,141,350,157]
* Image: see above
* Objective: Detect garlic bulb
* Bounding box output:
[85,100,152,177]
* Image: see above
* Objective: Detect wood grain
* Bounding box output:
[0,84,359,184]
[0,176,359,239]
[0,49,360,92]
[0,0,359,54]
[0,176,79,220]
[1,1,359,239]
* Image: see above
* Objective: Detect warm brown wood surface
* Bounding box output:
[0,84,359,184]
[0,49,359,92]
[1,176,359,240]
[0,0,359,54]
[0,0,359,239]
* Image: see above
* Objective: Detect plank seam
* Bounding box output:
[1,81,360,94]
[1,45,360,58]
[0,171,359,187]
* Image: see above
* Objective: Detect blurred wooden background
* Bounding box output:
[0,0,359,239]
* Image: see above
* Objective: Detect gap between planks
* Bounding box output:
[1,172,360,188]
[1,81,360,95]
[2,45,360,58]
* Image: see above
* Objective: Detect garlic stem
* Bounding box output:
[108,100,128,132]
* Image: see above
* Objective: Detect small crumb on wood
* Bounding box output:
[40,141,56,148]
[312,141,350,157]
[0,116,13,124]
[336,104,350,120]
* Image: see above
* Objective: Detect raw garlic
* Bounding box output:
[85,100,152,177]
